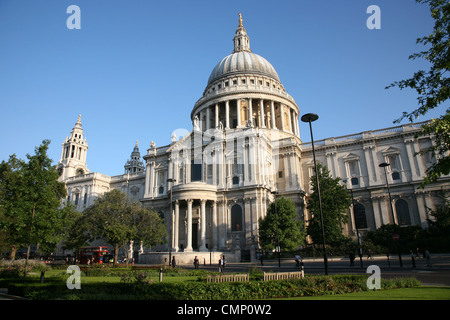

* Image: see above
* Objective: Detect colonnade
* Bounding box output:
[168,195,268,253]
[170,198,220,252]
[194,98,300,136]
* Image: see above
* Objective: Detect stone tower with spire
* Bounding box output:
[57,114,89,181]
[124,141,145,174]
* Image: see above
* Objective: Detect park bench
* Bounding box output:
[206,274,249,283]
[263,271,304,281]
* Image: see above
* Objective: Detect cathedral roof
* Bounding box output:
[207,51,280,85]
[206,13,280,86]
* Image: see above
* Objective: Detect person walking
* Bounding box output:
[295,254,302,268]
[349,251,355,267]
[171,256,176,268]
[193,256,199,269]
[425,249,432,267]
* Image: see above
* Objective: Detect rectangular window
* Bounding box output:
[191,159,202,182]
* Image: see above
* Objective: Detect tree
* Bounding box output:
[386,0,450,186]
[60,203,90,253]
[258,197,305,252]
[306,163,351,246]
[0,140,67,275]
[427,190,450,232]
[84,189,166,264]
[0,154,26,259]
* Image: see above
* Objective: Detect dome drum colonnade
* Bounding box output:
[191,12,300,137]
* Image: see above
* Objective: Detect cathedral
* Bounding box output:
[57,14,449,264]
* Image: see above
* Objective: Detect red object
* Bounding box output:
[78,246,108,264]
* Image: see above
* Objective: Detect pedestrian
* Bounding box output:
[367,249,372,260]
[193,256,199,269]
[295,254,302,268]
[415,248,420,259]
[349,251,355,267]
[410,250,416,268]
[171,256,176,268]
[258,252,264,266]
[425,249,432,267]
[218,255,225,273]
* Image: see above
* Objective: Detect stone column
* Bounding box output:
[248,98,253,125]
[215,103,219,128]
[271,100,276,129]
[280,104,285,131]
[185,199,193,252]
[174,200,179,252]
[199,199,207,251]
[237,99,241,127]
[206,106,210,130]
[225,100,230,129]
[212,201,218,250]
[260,99,265,128]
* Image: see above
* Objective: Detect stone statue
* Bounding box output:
[193,115,200,131]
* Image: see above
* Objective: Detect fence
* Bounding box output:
[206,274,249,283]
[263,271,304,281]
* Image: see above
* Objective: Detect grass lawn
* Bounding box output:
[283,286,450,300]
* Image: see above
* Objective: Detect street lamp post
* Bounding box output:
[378,162,403,267]
[301,113,328,275]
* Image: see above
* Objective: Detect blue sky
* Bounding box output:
[0,0,444,176]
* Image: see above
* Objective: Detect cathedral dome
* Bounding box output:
[206,13,281,88]
[207,51,280,86]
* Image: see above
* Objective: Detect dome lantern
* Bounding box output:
[233,13,251,53]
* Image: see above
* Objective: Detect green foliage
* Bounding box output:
[2,272,421,300]
[74,189,167,263]
[306,163,351,246]
[386,0,450,186]
[258,197,306,251]
[0,140,68,261]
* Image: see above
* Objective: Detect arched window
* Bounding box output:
[395,199,411,225]
[231,204,243,231]
[353,203,368,229]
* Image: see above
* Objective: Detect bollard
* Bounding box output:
[159,268,163,282]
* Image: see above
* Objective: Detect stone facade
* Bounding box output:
[58,15,449,263]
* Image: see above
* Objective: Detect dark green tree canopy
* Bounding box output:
[82,189,167,263]
[258,196,305,251]
[0,140,68,267]
[306,163,351,246]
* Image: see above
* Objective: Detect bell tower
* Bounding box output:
[57,114,89,180]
